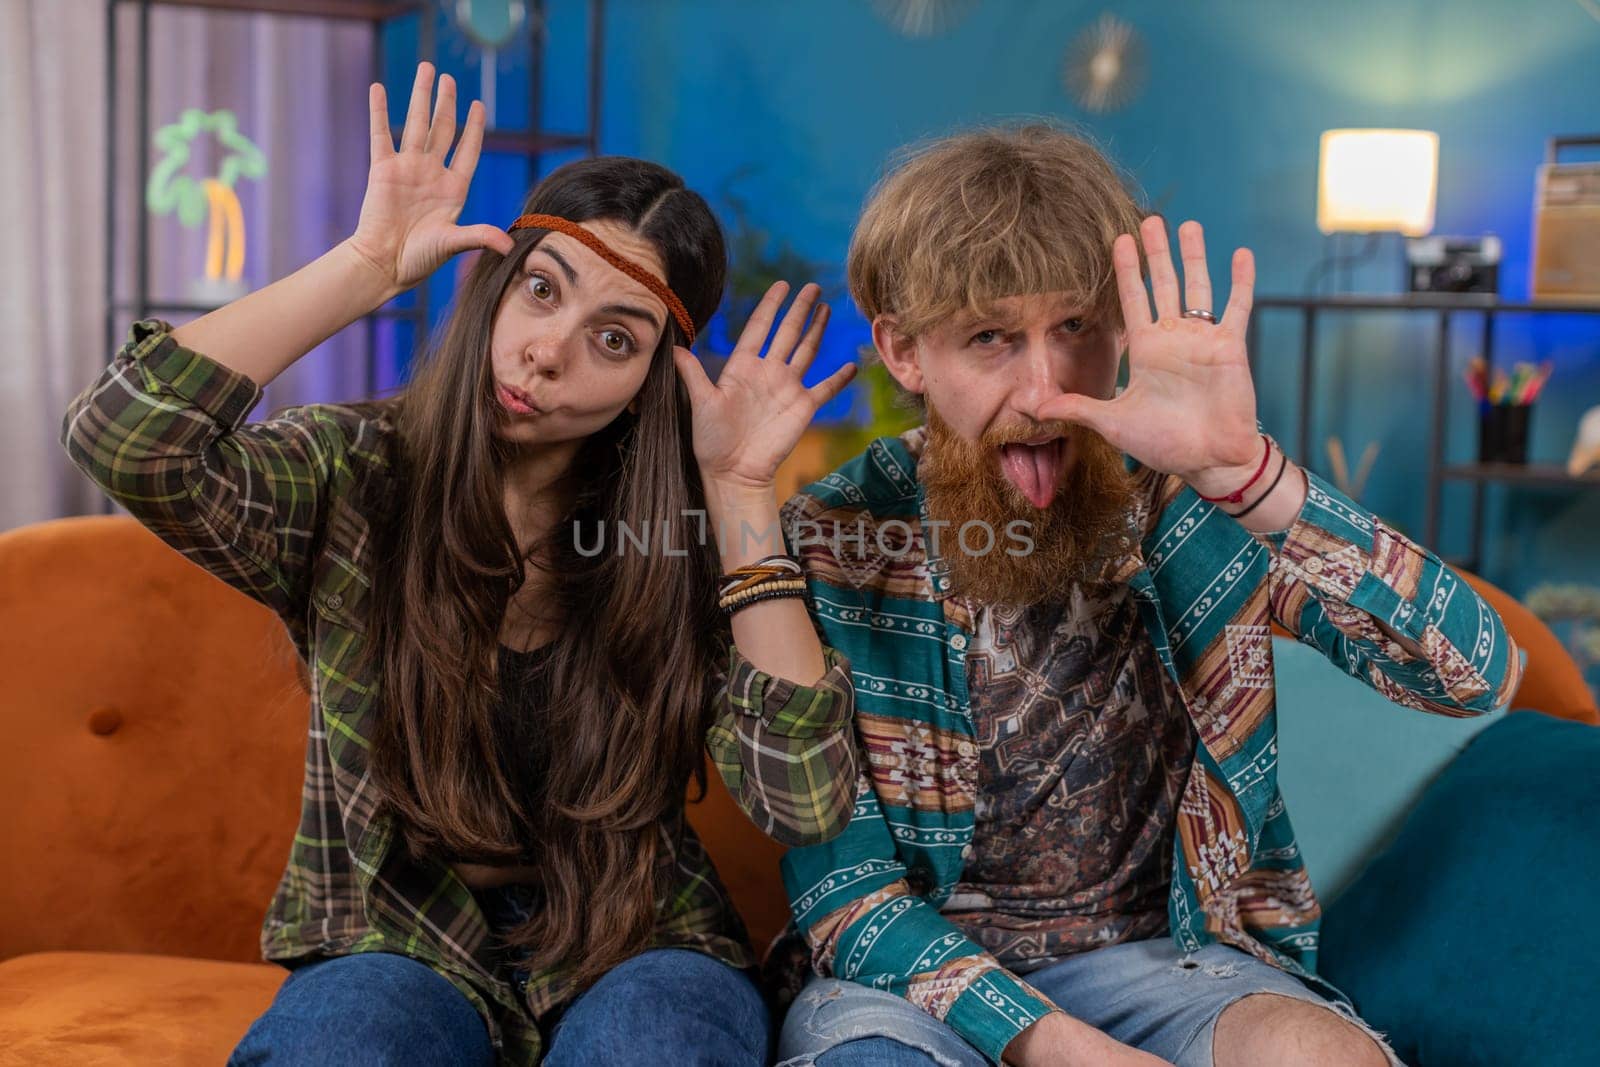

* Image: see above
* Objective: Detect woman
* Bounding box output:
[62,64,858,1066]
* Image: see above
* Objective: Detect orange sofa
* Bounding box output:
[1,516,1594,1064]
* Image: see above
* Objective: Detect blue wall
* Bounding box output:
[391,1,1600,616]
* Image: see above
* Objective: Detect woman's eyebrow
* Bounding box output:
[534,245,580,285]
[602,303,664,333]
[535,245,664,333]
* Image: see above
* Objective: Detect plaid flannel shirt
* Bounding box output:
[60,320,859,1065]
[775,426,1524,1064]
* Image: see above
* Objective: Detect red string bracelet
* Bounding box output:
[1197,434,1273,504]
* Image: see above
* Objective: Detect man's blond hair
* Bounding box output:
[848,123,1145,339]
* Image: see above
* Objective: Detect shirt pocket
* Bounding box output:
[309,499,374,713]
[312,551,368,632]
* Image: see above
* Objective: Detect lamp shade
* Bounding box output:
[1317,129,1439,236]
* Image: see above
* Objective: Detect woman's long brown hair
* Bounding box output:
[359,158,729,991]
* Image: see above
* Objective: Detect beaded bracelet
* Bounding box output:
[717,555,803,601]
[718,580,808,616]
[719,577,807,604]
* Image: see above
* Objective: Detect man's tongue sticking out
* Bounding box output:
[999,439,1064,509]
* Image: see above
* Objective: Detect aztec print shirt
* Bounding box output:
[61,320,860,1066]
[776,425,1523,1064]
[943,583,1197,972]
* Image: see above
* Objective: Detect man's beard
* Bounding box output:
[920,401,1138,606]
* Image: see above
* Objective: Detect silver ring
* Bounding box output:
[1183,308,1217,323]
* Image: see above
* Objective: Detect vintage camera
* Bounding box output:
[1407,235,1501,295]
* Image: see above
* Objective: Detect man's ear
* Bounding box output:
[870,316,924,395]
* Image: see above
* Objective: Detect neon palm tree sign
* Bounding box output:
[145,108,266,297]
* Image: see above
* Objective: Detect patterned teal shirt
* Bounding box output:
[777,426,1523,1064]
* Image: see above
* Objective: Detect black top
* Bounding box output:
[498,641,555,686]
[494,642,555,823]
[471,643,557,948]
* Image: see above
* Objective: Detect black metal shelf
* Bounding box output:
[482,129,593,155]
[1441,463,1600,488]
[1256,295,1600,314]
[109,0,425,18]
[1247,293,1600,576]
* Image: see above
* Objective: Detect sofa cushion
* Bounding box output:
[0,517,307,964]
[1272,636,1512,903]
[1319,711,1600,1067]
[0,951,285,1065]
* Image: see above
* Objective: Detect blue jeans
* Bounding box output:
[775,938,1403,1067]
[230,947,771,1065]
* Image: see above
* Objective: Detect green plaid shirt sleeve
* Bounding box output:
[1256,468,1524,715]
[60,319,354,626]
[705,640,858,847]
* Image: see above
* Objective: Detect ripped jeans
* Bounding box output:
[776,937,1404,1067]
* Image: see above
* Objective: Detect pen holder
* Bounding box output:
[1478,402,1532,464]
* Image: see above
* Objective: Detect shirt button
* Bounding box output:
[960,844,975,861]
[957,740,976,758]
[1305,557,1324,574]
[325,593,344,611]
[950,633,968,651]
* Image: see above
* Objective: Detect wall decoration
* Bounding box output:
[445,0,536,127]
[1062,13,1146,114]
[1326,436,1381,502]
[145,108,266,303]
[868,0,978,38]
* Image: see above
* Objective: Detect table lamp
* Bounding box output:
[1318,129,1439,236]
[1310,129,1439,293]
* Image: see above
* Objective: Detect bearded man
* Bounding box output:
[770,125,1521,1067]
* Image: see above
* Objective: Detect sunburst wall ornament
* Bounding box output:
[444,0,536,127]
[869,0,979,38]
[1062,13,1146,114]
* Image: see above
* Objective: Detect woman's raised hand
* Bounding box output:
[347,62,515,297]
[673,282,857,494]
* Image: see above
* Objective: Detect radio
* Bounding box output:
[1407,235,1500,295]
[1531,135,1600,302]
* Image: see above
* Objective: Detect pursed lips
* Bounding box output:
[496,381,543,415]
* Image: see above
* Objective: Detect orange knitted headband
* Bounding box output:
[507,213,696,346]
